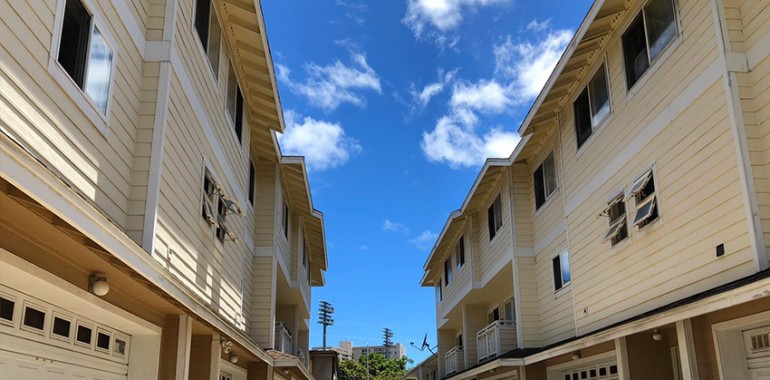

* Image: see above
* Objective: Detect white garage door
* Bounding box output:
[0,286,129,380]
[560,361,619,380]
[744,326,770,380]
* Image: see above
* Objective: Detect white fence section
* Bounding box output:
[476,320,516,363]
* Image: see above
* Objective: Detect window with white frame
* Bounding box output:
[202,169,218,225]
[226,61,244,142]
[194,0,222,78]
[455,235,465,270]
[444,256,453,286]
[574,64,611,148]
[487,194,503,240]
[283,202,290,238]
[552,251,571,292]
[622,0,678,89]
[534,152,557,209]
[630,169,659,228]
[56,0,114,114]
[202,168,238,243]
[603,194,628,246]
[504,298,514,321]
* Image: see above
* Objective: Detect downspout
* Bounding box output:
[709,0,768,271]
[142,0,178,253]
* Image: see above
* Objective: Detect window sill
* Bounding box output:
[489,226,505,244]
[554,284,572,299]
[47,59,110,136]
[534,189,559,218]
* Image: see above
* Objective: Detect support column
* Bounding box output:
[158,315,193,380]
[190,333,221,380]
[248,361,274,380]
[615,337,630,380]
[676,319,699,380]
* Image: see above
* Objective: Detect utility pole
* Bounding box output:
[317,301,334,350]
[382,328,393,359]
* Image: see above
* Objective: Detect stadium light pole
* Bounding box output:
[317,301,334,350]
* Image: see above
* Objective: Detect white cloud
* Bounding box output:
[383,219,409,234]
[421,116,519,168]
[402,0,507,48]
[278,112,361,171]
[336,0,368,25]
[450,80,511,114]
[410,230,439,250]
[277,53,381,111]
[494,29,573,102]
[409,69,458,110]
[526,18,550,31]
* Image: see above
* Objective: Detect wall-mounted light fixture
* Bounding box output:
[571,351,581,361]
[89,274,110,296]
[221,340,233,354]
[228,352,238,364]
[652,329,663,342]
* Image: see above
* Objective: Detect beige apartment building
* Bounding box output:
[0,0,327,379]
[421,0,770,379]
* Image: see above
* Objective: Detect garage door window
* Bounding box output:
[22,305,46,331]
[52,315,72,339]
[96,329,111,352]
[77,323,93,346]
[0,296,14,323]
[114,336,127,356]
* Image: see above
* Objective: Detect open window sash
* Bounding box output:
[633,196,657,226]
[603,216,627,242]
[628,170,653,199]
[598,195,623,218]
[202,200,215,225]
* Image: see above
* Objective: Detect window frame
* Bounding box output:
[192,0,223,84]
[552,251,571,293]
[49,0,118,134]
[0,293,16,326]
[487,194,504,241]
[444,256,453,286]
[573,61,612,150]
[455,235,465,270]
[602,193,629,246]
[20,302,47,334]
[534,151,558,210]
[248,160,256,206]
[630,168,660,229]
[621,0,680,92]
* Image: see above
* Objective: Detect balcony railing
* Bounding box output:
[445,346,464,375]
[275,322,293,354]
[476,320,516,363]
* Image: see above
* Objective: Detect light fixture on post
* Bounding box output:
[228,352,238,363]
[89,273,110,296]
[220,340,233,353]
[652,329,663,341]
[571,351,581,361]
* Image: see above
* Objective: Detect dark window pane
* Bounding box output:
[52,317,71,337]
[248,162,255,205]
[494,195,503,230]
[77,325,93,344]
[487,203,496,239]
[0,298,14,321]
[599,367,607,376]
[534,166,546,208]
[574,88,592,148]
[114,338,127,355]
[588,66,610,126]
[58,0,91,88]
[645,0,677,61]
[622,15,648,88]
[23,307,45,330]
[609,365,618,375]
[589,369,596,377]
[194,0,210,50]
[553,256,563,290]
[235,87,244,142]
[97,331,111,350]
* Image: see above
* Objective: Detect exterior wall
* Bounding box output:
[0,0,146,235]
[516,256,540,347]
[251,255,276,347]
[478,179,513,283]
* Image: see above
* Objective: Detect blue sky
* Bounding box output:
[261,0,592,365]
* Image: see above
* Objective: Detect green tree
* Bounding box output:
[339,354,413,380]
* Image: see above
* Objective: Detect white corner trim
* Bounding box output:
[564,59,723,216]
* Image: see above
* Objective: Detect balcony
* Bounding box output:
[476,320,516,363]
[445,346,464,375]
[275,322,293,354]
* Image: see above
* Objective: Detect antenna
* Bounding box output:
[382,328,393,359]
[318,301,334,350]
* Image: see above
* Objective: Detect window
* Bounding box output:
[226,62,244,142]
[552,251,571,291]
[487,194,503,240]
[457,334,463,348]
[534,152,557,209]
[23,306,45,330]
[455,236,465,269]
[0,297,14,322]
[444,257,453,286]
[437,282,443,302]
[487,308,500,324]
[202,170,217,225]
[630,170,659,228]
[622,0,677,88]
[76,323,93,345]
[221,372,233,380]
[248,161,255,205]
[96,330,111,351]
[283,202,290,238]
[194,0,221,78]
[57,0,114,114]
[504,298,514,321]
[215,197,232,243]
[114,337,127,355]
[603,195,628,245]
[52,316,72,338]
[574,64,611,148]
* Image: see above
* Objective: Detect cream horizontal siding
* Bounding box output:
[515,256,540,347]
[0,0,147,232]
[512,164,534,250]
[275,186,291,277]
[254,162,277,247]
[152,69,253,332]
[478,179,513,282]
[741,0,770,52]
[533,231,573,346]
[437,259,472,320]
[250,255,275,347]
